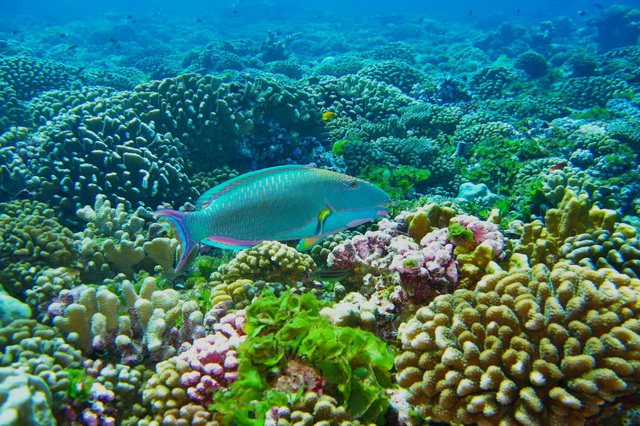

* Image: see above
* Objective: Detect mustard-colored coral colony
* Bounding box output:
[2,2,640,425]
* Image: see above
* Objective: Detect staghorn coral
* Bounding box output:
[395,261,640,425]
[0,319,84,410]
[210,240,317,285]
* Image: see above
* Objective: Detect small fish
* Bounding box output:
[309,268,356,282]
[59,33,67,38]
[154,165,391,271]
[109,37,121,49]
[15,189,34,200]
[232,9,238,14]
[469,10,473,15]
[11,29,19,34]
[196,18,202,22]
[578,10,586,16]
[593,3,604,10]
[418,17,424,23]
[322,111,337,121]
[68,44,79,50]
[550,161,568,171]
[516,8,520,13]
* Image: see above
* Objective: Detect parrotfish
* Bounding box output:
[154,165,391,271]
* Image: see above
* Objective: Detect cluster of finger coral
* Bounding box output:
[0,319,84,410]
[79,359,147,425]
[395,261,640,425]
[0,200,79,298]
[512,190,619,267]
[75,194,179,279]
[312,74,415,121]
[210,240,317,285]
[140,310,245,425]
[47,277,204,364]
[266,392,372,426]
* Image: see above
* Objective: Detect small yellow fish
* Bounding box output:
[322,111,337,121]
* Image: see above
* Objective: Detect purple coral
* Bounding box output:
[177,311,246,405]
[450,215,505,258]
[327,213,505,304]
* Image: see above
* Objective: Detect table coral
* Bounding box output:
[395,262,640,425]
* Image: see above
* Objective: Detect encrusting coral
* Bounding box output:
[395,261,640,425]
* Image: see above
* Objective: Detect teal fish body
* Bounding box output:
[154,165,391,270]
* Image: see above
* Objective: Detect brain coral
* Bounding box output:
[395,262,640,425]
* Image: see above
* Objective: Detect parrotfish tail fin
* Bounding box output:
[153,209,196,271]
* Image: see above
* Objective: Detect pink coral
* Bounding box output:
[449,215,504,256]
[327,213,505,305]
[176,311,246,405]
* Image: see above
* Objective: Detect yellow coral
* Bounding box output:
[395,262,640,425]
[211,241,316,285]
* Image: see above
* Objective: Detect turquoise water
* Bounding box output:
[1,1,640,425]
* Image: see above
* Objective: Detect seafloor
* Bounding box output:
[1,3,640,425]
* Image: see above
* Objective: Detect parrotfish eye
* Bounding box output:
[349,181,359,188]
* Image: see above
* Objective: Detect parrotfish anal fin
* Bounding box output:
[299,207,331,251]
[201,236,262,250]
[195,165,316,210]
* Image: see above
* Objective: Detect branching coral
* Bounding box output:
[395,262,640,425]
[210,240,316,285]
[48,277,204,364]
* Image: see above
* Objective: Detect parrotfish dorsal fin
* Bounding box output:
[195,164,315,210]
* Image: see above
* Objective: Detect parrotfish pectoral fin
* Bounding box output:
[299,207,332,250]
[315,207,332,235]
[153,209,196,272]
[297,235,324,251]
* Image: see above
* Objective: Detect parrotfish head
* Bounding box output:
[324,173,391,228]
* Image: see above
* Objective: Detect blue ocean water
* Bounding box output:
[1,0,640,424]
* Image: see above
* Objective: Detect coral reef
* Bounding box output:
[210,240,317,285]
[395,262,640,425]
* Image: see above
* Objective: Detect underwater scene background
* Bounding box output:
[1,0,640,424]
